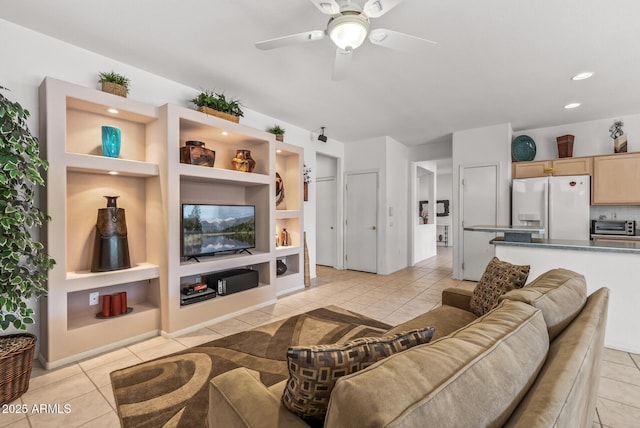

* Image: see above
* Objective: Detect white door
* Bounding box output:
[346,172,378,273]
[316,177,337,267]
[549,175,591,240]
[461,164,498,281]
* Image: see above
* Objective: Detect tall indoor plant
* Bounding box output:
[0,86,55,404]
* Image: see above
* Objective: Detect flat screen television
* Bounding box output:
[182,204,255,260]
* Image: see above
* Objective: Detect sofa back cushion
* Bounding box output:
[282,327,435,421]
[470,257,530,316]
[499,268,587,340]
[324,300,549,428]
[504,287,609,428]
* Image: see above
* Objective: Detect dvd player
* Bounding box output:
[180,286,216,306]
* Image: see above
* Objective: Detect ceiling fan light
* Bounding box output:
[328,15,369,50]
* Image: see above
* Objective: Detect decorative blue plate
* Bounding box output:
[512,135,536,161]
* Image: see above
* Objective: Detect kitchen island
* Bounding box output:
[493,237,640,354]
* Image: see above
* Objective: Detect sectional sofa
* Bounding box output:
[208,268,609,427]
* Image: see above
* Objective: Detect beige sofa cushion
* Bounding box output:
[385,304,477,340]
[282,327,435,421]
[470,257,530,316]
[505,287,609,427]
[499,268,587,340]
[325,300,549,428]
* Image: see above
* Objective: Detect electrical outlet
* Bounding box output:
[89,292,99,306]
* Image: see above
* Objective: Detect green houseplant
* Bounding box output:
[192,90,244,123]
[98,71,130,97]
[267,124,286,141]
[0,86,55,404]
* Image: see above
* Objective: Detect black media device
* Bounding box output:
[206,268,259,296]
[181,203,255,261]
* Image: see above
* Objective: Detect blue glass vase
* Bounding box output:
[101,125,121,158]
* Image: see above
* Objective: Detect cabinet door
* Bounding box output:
[593,153,640,204]
[551,157,592,176]
[512,160,551,178]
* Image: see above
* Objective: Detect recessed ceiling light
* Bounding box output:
[564,102,581,109]
[221,131,229,136]
[571,72,593,81]
[108,171,119,175]
[107,108,119,114]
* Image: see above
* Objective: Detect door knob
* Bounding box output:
[372,226,376,230]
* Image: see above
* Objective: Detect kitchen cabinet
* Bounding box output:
[512,160,551,178]
[512,157,592,179]
[592,153,640,204]
[551,157,592,176]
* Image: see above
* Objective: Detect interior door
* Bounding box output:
[461,164,498,281]
[346,171,378,273]
[316,177,337,267]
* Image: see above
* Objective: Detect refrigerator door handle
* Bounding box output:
[544,181,550,239]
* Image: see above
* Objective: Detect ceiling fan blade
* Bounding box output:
[308,0,340,15]
[363,0,404,18]
[368,28,436,53]
[332,48,352,81]
[255,30,325,50]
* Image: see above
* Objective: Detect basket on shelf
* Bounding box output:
[198,106,240,123]
[0,333,37,405]
[101,81,127,98]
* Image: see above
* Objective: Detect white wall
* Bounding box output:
[345,136,411,275]
[412,162,437,264]
[452,123,513,279]
[0,19,344,335]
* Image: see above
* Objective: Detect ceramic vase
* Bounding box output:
[556,135,574,158]
[231,149,256,172]
[101,125,121,158]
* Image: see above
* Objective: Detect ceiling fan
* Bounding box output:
[255,0,436,80]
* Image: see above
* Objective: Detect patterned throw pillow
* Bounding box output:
[281,327,436,421]
[469,257,530,316]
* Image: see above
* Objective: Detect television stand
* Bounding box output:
[186,256,201,262]
[235,249,252,255]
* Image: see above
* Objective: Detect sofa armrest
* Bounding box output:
[442,287,474,311]
[209,367,309,428]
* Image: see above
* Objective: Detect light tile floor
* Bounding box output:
[2,248,638,427]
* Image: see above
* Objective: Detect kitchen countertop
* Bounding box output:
[591,234,640,241]
[464,225,545,234]
[492,237,640,254]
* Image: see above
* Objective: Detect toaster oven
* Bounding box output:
[592,220,636,236]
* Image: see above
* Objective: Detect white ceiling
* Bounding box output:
[3,0,640,146]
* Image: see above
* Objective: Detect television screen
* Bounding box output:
[182,204,255,258]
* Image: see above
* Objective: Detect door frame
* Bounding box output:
[458,162,501,279]
[344,169,379,273]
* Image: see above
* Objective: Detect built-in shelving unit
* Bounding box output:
[40,77,305,368]
[39,77,163,368]
[275,142,305,295]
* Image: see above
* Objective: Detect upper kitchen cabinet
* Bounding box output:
[512,156,592,179]
[592,153,640,204]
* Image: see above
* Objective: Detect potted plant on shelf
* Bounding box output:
[267,124,285,142]
[191,90,244,123]
[98,71,130,98]
[0,87,55,404]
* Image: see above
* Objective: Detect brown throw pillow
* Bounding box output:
[469,257,530,316]
[281,327,436,421]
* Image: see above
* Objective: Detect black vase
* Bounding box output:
[91,196,131,272]
[276,259,288,276]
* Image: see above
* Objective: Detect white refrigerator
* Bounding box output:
[512,175,591,240]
